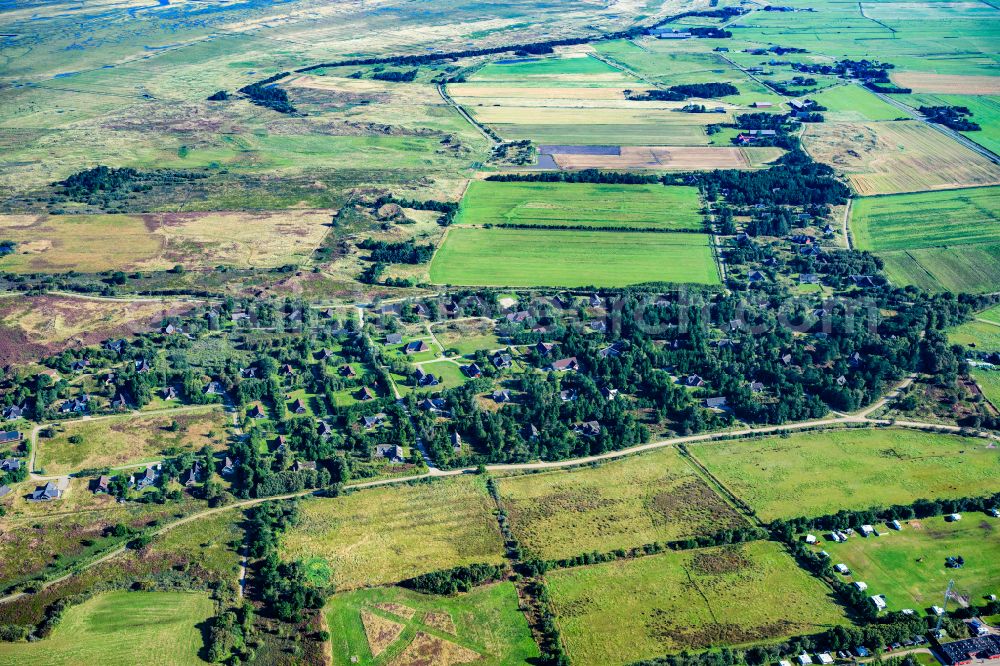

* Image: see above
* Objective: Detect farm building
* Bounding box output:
[937,635,1000,665]
[386,333,403,345]
[752,101,774,108]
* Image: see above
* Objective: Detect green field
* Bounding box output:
[949,306,1000,351]
[809,84,908,122]
[0,591,213,665]
[497,447,746,561]
[454,181,704,231]
[812,514,1000,612]
[851,187,1000,293]
[547,541,848,665]
[594,40,783,106]
[471,55,634,85]
[690,428,1000,521]
[430,227,720,288]
[325,583,539,665]
[972,368,1000,408]
[907,94,1000,156]
[280,477,505,590]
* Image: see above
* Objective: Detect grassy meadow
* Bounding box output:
[325,583,539,665]
[851,187,1000,293]
[454,181,704,231]
[812,514,1000,612]
[0,591,213,665]
[496,448,746,561]
[279,477,505,590]
[36,407,228,475]
[429,227,720,288]
[808,84,909,122]
[547,541,848,665]
[690,428,1000,521]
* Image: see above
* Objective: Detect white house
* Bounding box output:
[946,513,962,522]
[854,581,868,591]
[860,524,875,536]
[805,534,817,544]
[834,563,850,574]
[889,520,902,530]
[817,653,834,665]
[797,654,813,666]
[870,595,887,611]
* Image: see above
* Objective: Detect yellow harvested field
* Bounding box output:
[891,72,1000,95]
[802,121,1000,195]
[0,210,332,272]
[552,146,755,170]
[448,85,649,99]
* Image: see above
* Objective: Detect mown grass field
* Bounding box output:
[0,591,213,665]
[280,477,505,590]
[808,84,908,122]
[36,407,228,475]
[429,227,719,288]
[852,187,999,251]
[325,583,539,665]
[690,428,1000,521]
[851,187,1000,292]
[496,448,746,560]
[454,181,704,231]
[949,305,1000,351]
[547,541,848,665]
[813,514,1000,612]
[971,368,1000,408]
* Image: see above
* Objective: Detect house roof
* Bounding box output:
[549,357,578,371]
